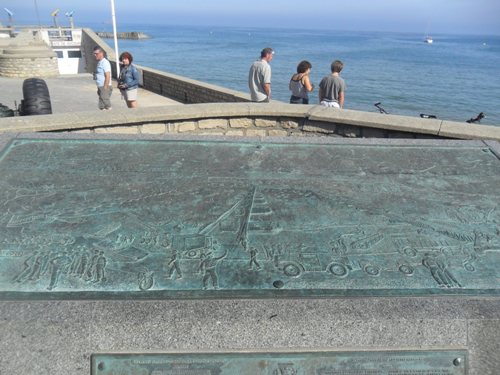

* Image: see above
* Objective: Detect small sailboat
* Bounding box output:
[423,21,433,44]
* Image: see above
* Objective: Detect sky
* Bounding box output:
[1,0,500,35]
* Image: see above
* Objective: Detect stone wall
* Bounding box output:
[81,28,117,78]
[140,66,250,104]
[1,103,499,141]
[74,116,388,138]
[81,29,250,104]
[0,54,58,78]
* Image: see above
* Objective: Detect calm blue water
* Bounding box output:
[95,23,500,125]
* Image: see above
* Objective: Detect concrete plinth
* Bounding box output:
[0,30,59,78]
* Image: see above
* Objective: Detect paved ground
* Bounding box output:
[0,74,181,114]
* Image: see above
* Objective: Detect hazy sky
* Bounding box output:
[2,0,499,35]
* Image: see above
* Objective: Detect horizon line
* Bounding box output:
[7,20,500,38]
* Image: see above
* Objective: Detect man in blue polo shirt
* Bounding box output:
[93,46,113,110]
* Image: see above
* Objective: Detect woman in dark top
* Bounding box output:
[289,60,314,104]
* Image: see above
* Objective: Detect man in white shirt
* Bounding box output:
[248,47,274,102]
[93,46,113,110]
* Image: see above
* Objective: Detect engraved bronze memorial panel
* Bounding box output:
[0,138,499,299]
[91,350,468,374]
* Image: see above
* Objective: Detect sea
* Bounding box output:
[94,23,500,126]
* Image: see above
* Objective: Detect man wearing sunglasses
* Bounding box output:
[93,46,113,110]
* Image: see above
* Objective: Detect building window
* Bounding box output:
[68,50,82,58]
[55,51,63,58]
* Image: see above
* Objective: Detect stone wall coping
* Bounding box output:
[83,28,115,60]
[308,106,442,135]
[438,120,500,140]
[0,102,499,140]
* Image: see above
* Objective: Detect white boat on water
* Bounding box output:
[425,36,433,44]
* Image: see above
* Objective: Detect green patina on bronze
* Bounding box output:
[91,350,468,374]
[0,138,499,299]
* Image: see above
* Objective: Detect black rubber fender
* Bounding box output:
[20,78,52,116]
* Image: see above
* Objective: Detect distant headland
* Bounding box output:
[96,31,151,40]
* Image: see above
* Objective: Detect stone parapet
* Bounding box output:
[140,66,250,104]
[1,103,499,140]
[81,29,249,104]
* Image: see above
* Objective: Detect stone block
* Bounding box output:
[166,123,177,133]
[268,129,289,137]
[303,121,336,134]
[255,118,278,128]
[98,126,140,134]
[197,131,226,136]
[94,127,109,134]
[198,119,228,129]
[176,121,197,133]
[280,119,300,129]
[141,123,166,135]
[229,118,253,128]
[337,124,361,138]
[225,130,245,137]
[246,129,268,137]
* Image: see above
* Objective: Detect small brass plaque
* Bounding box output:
[91,350,467,374]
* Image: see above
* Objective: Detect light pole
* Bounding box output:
[34,0,41,28]
[110,0,120,79]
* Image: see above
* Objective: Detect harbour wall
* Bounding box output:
[96,31,151,40]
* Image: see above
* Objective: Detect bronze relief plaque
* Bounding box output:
[91,350,468,374]
[0,138,499,299]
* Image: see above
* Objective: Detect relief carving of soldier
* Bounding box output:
[248,246,261,270]
[47,250,72,290]
[199,244,227,290]
[166,249,182,280]
[422,253,461,288]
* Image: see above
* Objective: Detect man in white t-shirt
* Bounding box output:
[93,46,113,110]
[248,47,274,102]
